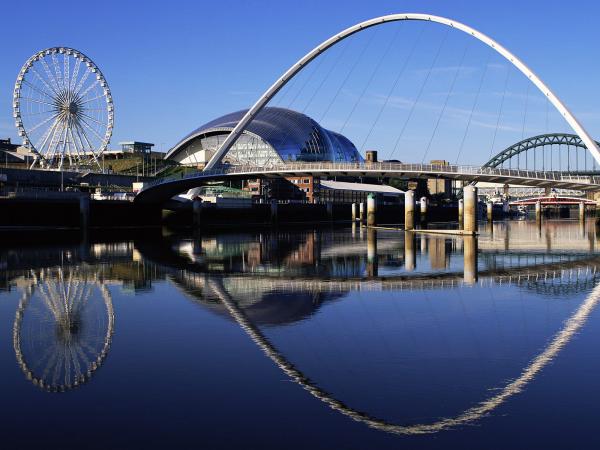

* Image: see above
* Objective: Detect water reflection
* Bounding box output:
[2,220,600,441]
[13,267,114,392]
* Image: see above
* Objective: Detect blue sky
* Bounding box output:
[2,0,600,165]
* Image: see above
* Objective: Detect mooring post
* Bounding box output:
[404,190,415,230]
[367,227,378,277]
[270,199,278,224]
[326,201,334,222]
[420,196,428,220]
[463,186,478,233]
[359,202,365,223]
[367,194,376,226]
[404,230,416,271]
[351,202,358,221]
[486,201,493,222]
[79,194,90,230]
[193,198,202,228]
[463,235,478,285]
[579,201,586,222]
[535,200,542,222]
[458,198,464,229]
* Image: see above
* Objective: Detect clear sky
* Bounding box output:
[2,0,600,165]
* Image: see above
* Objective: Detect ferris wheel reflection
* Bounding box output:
[13,267,114,392]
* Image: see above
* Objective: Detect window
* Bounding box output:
[303,179,310,184]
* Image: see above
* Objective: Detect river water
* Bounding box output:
[1,219,600,449]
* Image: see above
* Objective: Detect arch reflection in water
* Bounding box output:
[13,267,114,392]
[206,273,600,435]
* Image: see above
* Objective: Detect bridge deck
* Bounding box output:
[135,162,600,203]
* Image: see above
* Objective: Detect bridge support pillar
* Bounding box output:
[367,228,378,277]
[463,186,477,233]
[359,202,365,223]
[270,199,278,224]
[503,183,509,198]
[579,202,586,223]
[193,198,203,228]
[405,190,415,230]
[458,199,464,229]
[351,202,358,221]
[404,231,416,272]
[463,235,478,285]
[420,196,428,221]
[486,201,493,222]
[79,194,90,230]
[535,201,542,222]
[367,194,376,226]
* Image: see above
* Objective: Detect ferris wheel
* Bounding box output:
[13,47,114,169]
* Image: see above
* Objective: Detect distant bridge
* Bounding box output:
[135,162,600,204]
[484,133,600,174]
[510,196,598,206]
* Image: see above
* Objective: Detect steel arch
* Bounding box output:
[483,133,600,168]
[203,13,600,171]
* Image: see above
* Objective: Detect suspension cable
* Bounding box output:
[389,28,451,160]
[422,42,470,163]
[489,64,511,160]
[455,52,492,164]
[338,24,403,136]
[318,27,380,124]
[359,23,426,153]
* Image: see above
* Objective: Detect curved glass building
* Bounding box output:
[165,107,364,166]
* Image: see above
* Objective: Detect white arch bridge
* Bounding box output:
[141,13,600,204]
[135,162,600,204]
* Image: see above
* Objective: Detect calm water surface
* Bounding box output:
[2,220,600,449]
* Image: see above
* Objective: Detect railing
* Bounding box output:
[140,162,600,191]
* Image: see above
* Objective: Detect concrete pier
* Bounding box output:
[351,202,358,221]
[367,194,376,226]
[486,201,493,222]
[579,202,586,222]
[359,202,365,223]
[463,235,478,285]
[458,198,464,229]
[79,195,90,230]
[404,190,415,231]
[404,231,416,271]
[367,227,378,277]
[463,186,478,232]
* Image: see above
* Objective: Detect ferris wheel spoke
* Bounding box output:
[19,96,57,109]
[21,109,57,118]
[75,122,101,165]
[78,94,107,105]
[35,117,61,156]
[78,111,107,127]
[78,79,101,100]
[21,79,57,102]
[78,115,107,142]
[51,54,64,92]
[67,125,83,161]
[28,112,60,135]
[29,67,61,99]
[69,57,81,93]
[39,58,62,96]
[63,53,70,96]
